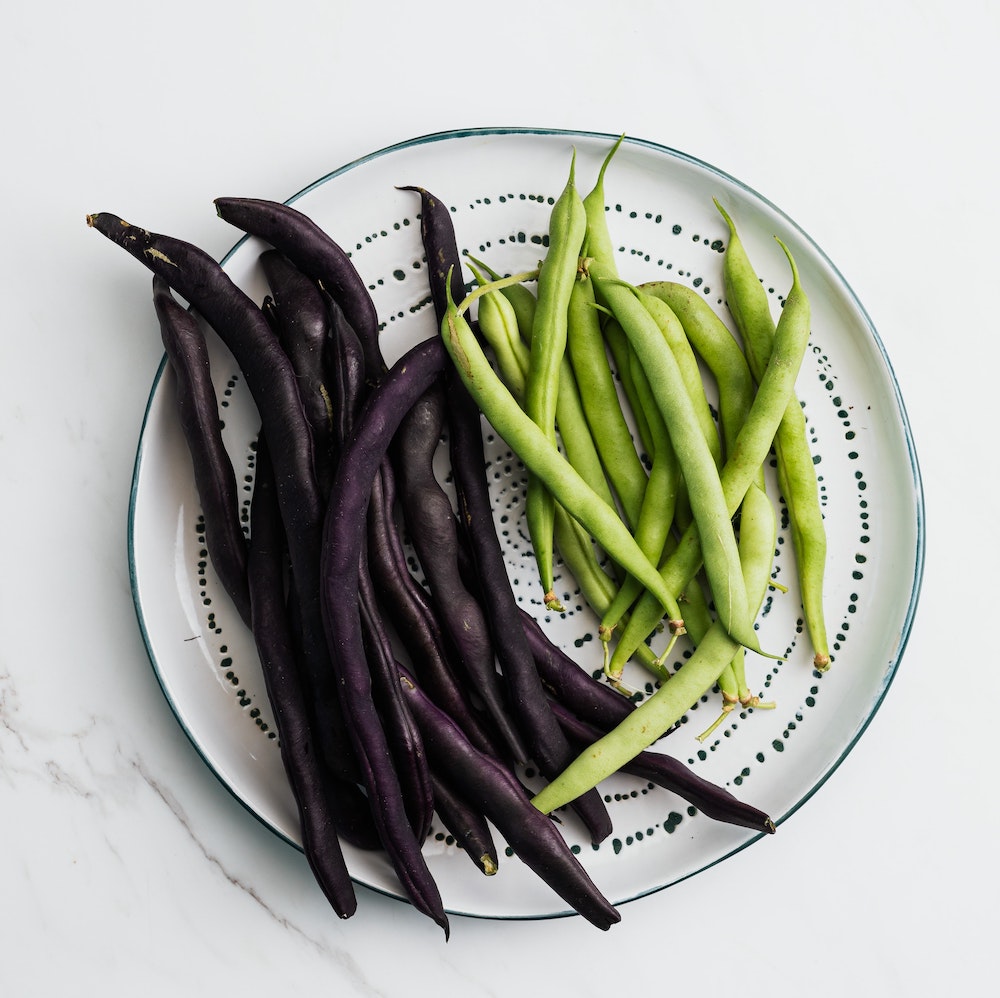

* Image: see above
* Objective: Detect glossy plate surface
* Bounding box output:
[129,127,923,920]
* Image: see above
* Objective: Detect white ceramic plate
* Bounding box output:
[129,127,924,922]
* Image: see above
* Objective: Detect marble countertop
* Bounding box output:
[2,2,991,994]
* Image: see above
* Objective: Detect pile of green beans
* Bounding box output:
[437,139,828,808]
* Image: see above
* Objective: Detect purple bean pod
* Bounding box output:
[151,276,251,627]
[259,250,337,496]
[549,699,776,835]
[366,464,503,759]
[398,666,620,931]
[404,185,612,845]
[393,384,529,763]
[246,433,358,917]
[320,334,450,936]
[88,213,354,785]
[429,772,499,877]
[213,197,384,383]
[328,303,436,847]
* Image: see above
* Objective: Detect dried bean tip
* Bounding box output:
[813,652,831,672]
[544,590,565,612]
[481,855,499,877]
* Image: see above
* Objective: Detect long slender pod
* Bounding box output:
[591,275,755,651]
[259,249,338,497]
[597,350,683,654]
[549,699,775,835]
[213,197,384,382]
[366,464,503,758]
[151,276,251,627]
[566,271,648,528]
[643,278,778,707]
[394,385,530,763]
[440,284,687,632]
[320,335,450,936]
[246,433,358,918]
[715,201,829,668]
[408,188,612,843]
[88,213,355,784]
[524,154,588,609]
[399,668,621,931]
[606,241,812,677]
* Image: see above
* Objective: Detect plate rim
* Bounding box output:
[127,125,926,921]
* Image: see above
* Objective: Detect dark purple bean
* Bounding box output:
[326,300,436,848]
[246,433,357,917]
[519,611,638,730]
[398,668,620,930]
[394,384,529,763]
[429,772,499,877]
[259,250,337,496]
[320,335,450,936]
[549,699,776,835]
[357,535,435,845]
[88,213,354,785]
[213,197,383,382]
[403,186,612,845]
[151,276,251,627]
[366,466,503,758]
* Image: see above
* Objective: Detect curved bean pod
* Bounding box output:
[398,668,620,931]
[259,249,337,496]
[581,134,624,279]
[549,699,775,835]
[213,196,384,382]
[320,335,450,936]
[567,272,647,528]
[246,433,358,917]
[408,191,611,841]
[441,285,688,631]
[524,153,588,609]
[151,276,251,627]
[715,202,829,669]
[366,464,503,759]
[606,241,811,677]
[597,349,682,653]
[87,212,354,784]
[591,274,754,652]
[394,384,529,763]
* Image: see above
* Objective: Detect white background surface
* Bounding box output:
[1,1,991,994]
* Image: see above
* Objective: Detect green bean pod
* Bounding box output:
[639,281,753,462]
[597,353,682,651]
[716,201,829,669]
[470,262,617,516]
[639,290,723,471]
[643,279,778,705]
[606,239,811,677]
[532,447,781,817]
[603,317,654,459]
[440,277,686,630]
[591,272,756,655]
[524,153,588,610]
[531,617,743,814]
[469,267,661,674]
[581,134,624,277]
[567,273,648,529]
